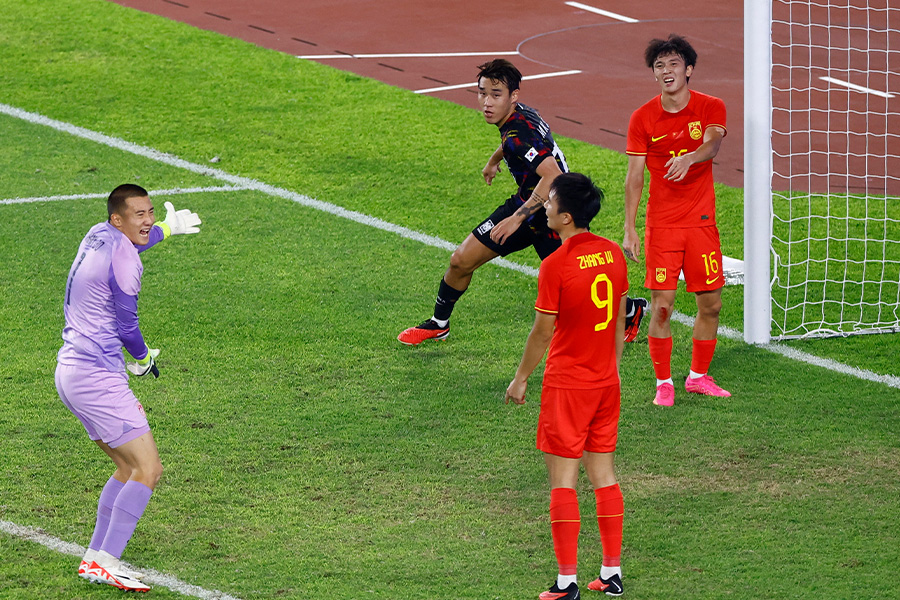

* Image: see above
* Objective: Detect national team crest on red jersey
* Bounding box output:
[656,267,667,283]
[688,120,702,140]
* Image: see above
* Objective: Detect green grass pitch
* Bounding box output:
[0,1,898,598]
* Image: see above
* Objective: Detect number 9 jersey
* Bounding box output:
[536,232,629,389]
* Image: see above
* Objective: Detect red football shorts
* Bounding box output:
[644,225,725,292]
[537,384,621,458]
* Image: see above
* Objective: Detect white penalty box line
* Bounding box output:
[2,101,899,389]
[0,520,243,600]
[0,185,250,206]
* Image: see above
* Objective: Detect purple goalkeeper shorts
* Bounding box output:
[55,363,150,448]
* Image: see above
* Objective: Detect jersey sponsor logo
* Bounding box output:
[524,147,538,162]
[688,120,702,140]
[476,220,495,235]
[577,250,615,270]
[651,134,667,142]
[705,275,721,285]
[656,267,667,283]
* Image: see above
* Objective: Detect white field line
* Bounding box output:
[0,520,243,600]
[0,102,535,280]
[298,51,518,60]
[1,101,898,391]
[0,185,249,206]
[564,2,639,23]
[820,76,895,99]
[416,69,582,94]
[670,313,900,388]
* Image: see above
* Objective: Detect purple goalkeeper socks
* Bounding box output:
[89,476,125,550]
[99,480,154,558]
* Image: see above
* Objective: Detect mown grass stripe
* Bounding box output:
[3,101,898,389]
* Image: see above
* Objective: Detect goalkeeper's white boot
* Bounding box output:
[79,548,102,582]
[81,548,146,582]
[91,550,150,592]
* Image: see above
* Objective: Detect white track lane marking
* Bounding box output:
[564,2,639,23]
[0,520,243,600]
[819,76,895,99]
[0,185,248,205]
[0,103,897,391]
[415,69,582,94]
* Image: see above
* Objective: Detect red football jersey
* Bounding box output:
[536,232,629,389]
[626,90,727,228]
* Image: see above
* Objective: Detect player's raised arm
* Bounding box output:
[134,201,202,253]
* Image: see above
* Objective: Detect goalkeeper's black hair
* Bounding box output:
[108,184,149,219]
[550,173,604,229]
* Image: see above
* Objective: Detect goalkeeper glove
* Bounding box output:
[127,347,160,378]
[163,201,201,235]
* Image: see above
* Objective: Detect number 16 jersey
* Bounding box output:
[626,90,727,228]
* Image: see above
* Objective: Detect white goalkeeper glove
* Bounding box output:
[163,201,201,235]
[127,347,160,378]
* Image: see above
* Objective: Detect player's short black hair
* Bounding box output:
[108,184,149,219]
[551,173,604,229]
[476,59,522,92]
[645,34,698,77]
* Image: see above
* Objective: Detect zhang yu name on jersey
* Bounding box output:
[577,250,616,270]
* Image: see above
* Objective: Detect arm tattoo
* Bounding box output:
[514,192,545,218]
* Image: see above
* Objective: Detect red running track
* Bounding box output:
[107,0,747,188]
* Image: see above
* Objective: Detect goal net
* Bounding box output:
[748,0,900,341]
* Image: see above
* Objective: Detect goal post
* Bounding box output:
[744,0,900,342]
[744,0,773,344]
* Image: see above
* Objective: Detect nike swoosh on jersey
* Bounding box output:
[651,134,667,142]
[706,276,721,285]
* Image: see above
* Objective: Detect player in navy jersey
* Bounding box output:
[56,184,200,592]
[398,59,646,345]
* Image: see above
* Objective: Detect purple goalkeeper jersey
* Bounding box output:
[57,222,164,372]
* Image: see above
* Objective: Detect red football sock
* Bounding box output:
[690,338,718,375]
[595,484,623,567]
[549,487,580,575]
[648,336,673,380]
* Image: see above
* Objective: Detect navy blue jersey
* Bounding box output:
[500,103,569,205]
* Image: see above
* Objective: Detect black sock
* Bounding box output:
[433,278,465,322]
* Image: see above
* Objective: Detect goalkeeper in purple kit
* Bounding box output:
[55,184,200,592]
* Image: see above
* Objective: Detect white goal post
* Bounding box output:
[744,0,900,343]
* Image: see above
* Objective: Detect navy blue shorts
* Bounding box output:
[471,196,561,259]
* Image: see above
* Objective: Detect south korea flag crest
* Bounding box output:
[524,147,538,162]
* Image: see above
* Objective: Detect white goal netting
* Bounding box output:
[769,0,900,339]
